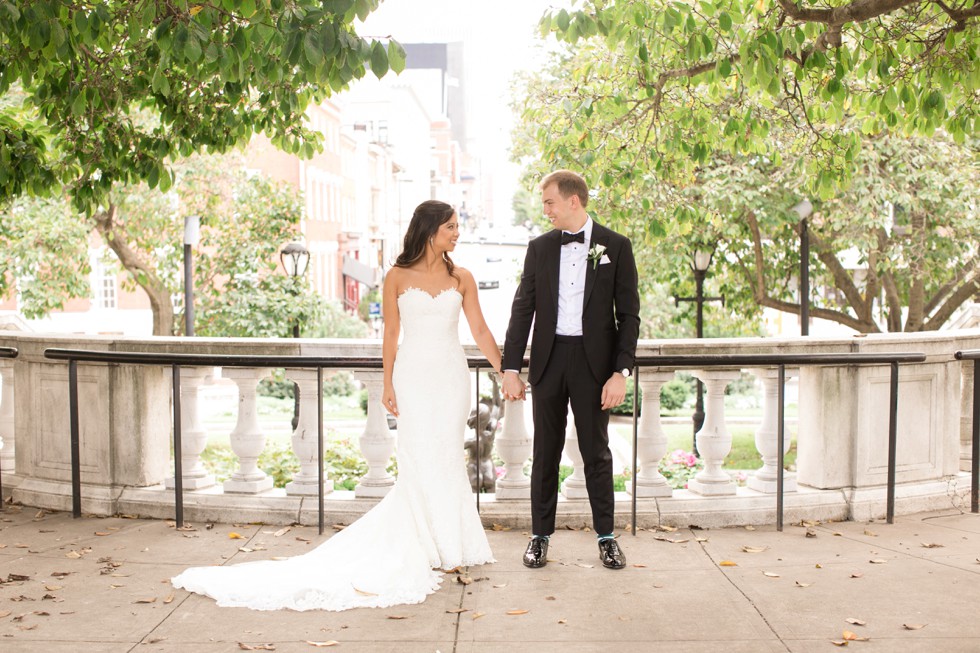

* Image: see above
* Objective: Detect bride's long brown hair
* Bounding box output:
[394,200,459,281]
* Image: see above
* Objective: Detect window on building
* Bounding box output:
[92,253,118,309]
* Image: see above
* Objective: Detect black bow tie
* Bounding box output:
[561,231,585,245]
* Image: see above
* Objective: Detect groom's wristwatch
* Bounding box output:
[619,368,631,378]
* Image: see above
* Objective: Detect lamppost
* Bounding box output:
[280,242,310,430]
[674,248,723,454]
[792,199,814,336]
[183,215,200,336]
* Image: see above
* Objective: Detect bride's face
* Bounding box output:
[431,213,459,253]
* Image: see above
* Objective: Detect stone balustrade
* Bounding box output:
[0,330,978,528]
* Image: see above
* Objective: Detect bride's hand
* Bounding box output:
[382,386,399,417]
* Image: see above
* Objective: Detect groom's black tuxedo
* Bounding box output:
[503,221,640,536]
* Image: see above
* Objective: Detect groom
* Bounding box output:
[502,170,640,570]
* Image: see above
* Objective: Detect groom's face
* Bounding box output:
[541,183,579,232]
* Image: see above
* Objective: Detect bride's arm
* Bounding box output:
[458,268,502,375]
[381,269,401,416]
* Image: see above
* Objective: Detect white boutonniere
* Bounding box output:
[587,243,607,269]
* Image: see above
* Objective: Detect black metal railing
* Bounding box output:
[42,347,930,534]
[631,352,926,532]
[955,349,980,514]
[0,347,19,509]
[42,348,517,534]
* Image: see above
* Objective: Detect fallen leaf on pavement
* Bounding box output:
[831,640,848,647]
[0,610,10,618]
[795,581,812,588]
[903,624,926,630]
[632,563,647,568]
[920,543,943,549]
[864,529,877,537]
[44,585,62,591]
[446,608,468,614]
[456,576,473,585]
[843,630,869,641]
[472,612,486,620]
[846,618,866,626]
[805,529,817,538]
[762,571,780,578]
[296,537,311,542]
[558,619,568,624]
[65,551,82,559]
[492,583,507,588]
[719,560,737,567]
[507,609,529,615]
[386,615,409,620]
[850,572,863,578]
[869,559,887,564]
[273,527,291,537]
[163,592,175,604]
[741,546,768,553]
[94,532,111,536]
[134,598,157,604]
[815,564,823,569]
[17,624,38,631]
[238,644,275,651]
[228,532,244,540]
[491,523,510,531]
[575,563,594,568]
[305,642,338,648]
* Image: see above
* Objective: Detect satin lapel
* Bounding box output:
[584,223,605,309]
[547,230,561,315]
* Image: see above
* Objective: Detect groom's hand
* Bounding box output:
[601,373,628,410]
[501,371,526,402]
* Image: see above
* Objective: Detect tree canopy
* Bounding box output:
[515,0,978,333]
[0,0,404,209]
[526,0,977,209]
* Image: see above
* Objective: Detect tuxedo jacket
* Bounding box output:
[503,222,640,386]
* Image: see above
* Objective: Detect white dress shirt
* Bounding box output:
[556,217,593,336]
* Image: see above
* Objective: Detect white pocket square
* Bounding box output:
[599,255,611,264]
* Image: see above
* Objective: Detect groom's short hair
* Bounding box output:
[541,170,589,208]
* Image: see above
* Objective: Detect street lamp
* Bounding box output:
[280,242,310,430]
[183,215,200,337]
[674,248,723,454]
[792,199,814,336]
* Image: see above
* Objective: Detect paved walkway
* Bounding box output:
[1,505,978,652]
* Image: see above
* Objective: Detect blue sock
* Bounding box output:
[597,533,615,541]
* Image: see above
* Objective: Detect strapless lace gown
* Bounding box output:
[171,287,494,611]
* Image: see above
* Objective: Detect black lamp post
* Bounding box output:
[792,199,813,336]
[674,248,723,454]
[183,215,200,336]
[280,242,310,430]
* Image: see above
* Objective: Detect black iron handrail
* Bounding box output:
[632,351,926,532]
[43,348,517,534]
[42,347,928,534]
[955,350,980,514]
[0,347,18,509]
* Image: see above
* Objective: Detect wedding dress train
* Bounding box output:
[171,287,494,611]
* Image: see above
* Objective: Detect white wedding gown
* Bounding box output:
[172,287,494,611]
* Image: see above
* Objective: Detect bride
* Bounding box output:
[172,200,501,611]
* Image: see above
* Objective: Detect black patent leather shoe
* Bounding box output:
[598,538,626,569]
[523,537,549,568]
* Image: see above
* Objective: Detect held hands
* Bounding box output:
[381,385,399,417]
[501,371,527,402]
[600,372,628,411]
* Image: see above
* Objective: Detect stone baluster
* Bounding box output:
[165,367,215,491]
[494,397,532,500]
[687,370,741,496]
[222,368,274,494]
[284,369,332,497]
[0,361,14,473]
[353,370,395,498]
[747,368,798,493]
[561,408,589,499]
[630,371,674,497]
[961,360,974,472]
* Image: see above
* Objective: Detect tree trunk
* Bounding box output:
[92,204,175,336]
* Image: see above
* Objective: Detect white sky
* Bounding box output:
[358,0,571,223]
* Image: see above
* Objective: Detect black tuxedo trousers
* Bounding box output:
[531,337,614,536]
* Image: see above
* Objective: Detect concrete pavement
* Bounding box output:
[1,504,979,652]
